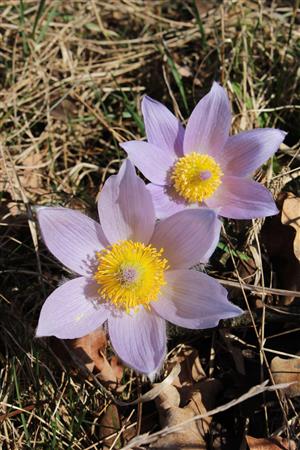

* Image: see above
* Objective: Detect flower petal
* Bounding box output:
[108,307,166,375]
[142,95,184,157]
[150,208,221,268]
[37,207,108,276]
[36,277,109,339]
[206,176,279,219]
[152,270,243,329]
[121,140,176,185]
[221,128,286,176]
[98,159,155,244]
[183,82,231,158]
[147,183,189,219]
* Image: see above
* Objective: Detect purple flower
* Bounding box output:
[121,83,286,220]
[36,160,242,376]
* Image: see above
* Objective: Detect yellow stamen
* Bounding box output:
[94,240,169,312]
[171,152,223,203]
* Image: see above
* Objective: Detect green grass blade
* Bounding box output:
[32,0,46,38]
[192,0,207,48]
[37,3,58,43]
[19,0,30,56]
[12,360,32,447]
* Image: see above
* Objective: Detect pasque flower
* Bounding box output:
[36,160,242,376]
[121,83,286,220]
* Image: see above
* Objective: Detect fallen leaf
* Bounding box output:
[155,384,180,410]
[270,356,300,398]
[152,389,207,449]
[71,328,123,388]
[281,192,300,261]
[71,327,107,372]
[246,435,296,449]
[50,98,77,121]
[99,403,122,450]
[0,152,47,213]
[110,355,124,382]
[50,328,123,388]
[166,345,206,404]
[167,345,222,411]
[20,152,44,194]
[261,192,300,305]
[150,346,222,449]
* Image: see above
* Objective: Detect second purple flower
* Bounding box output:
[121,82,286,220]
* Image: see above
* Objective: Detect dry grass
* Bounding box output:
[0,0,299,448]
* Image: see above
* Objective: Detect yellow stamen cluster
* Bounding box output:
[171,152,223,203]
[94,240,169,312]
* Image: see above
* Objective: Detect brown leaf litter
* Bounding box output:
[281,193,300,262]
[271,356,300,398]
[150,345,222,450]
[261,192,300,305]
[51,328,123,387]
[246,435,296,450]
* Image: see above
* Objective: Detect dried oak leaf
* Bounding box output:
[270,356,300,398]
[50,98,77,122]
[51,330,125,449]
[50,328,122,387]
[281,192,300,262]
[71,328,123,387]
[150,346,222,450]
[152,386,207,450]
[261,192,300,305]
[99,403,122,450]
[166,345,206,405]
[246,435,296,449]
[20,152,45,195]
[0,152,46,215]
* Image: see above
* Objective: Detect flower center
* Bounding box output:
[94,240,169,312]
[170,152,223,203]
